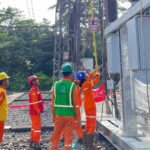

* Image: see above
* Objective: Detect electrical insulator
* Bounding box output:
[106,0,118,22]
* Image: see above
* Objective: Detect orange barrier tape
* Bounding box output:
[8,102,51,109]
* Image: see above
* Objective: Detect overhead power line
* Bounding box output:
[31,0,36,21]
[0,51,53,57]
[26,0,32,20]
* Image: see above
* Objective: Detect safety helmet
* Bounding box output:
[0,72,10,81]
[28,75,38,86]
[62,63,73,73]
[76,71,85,81]
[72,72,76,77]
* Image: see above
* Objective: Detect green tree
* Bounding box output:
[0,7,54,91]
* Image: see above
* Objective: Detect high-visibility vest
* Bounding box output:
[54,80,76,116]
[0,86,8,121]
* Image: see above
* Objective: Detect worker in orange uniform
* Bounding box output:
[61,72,83,144]
[77,66,100,150]
[28,76,44,150]
[50,63,81,150]
[0,72,9,147]
[73,73,83,144]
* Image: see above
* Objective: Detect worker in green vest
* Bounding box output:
[50,63,81,150]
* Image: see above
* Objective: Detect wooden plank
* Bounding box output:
[7,93,24,104]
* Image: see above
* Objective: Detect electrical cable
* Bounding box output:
[139,0,150,116]
[26,0,32,20]
[30,0,36,21]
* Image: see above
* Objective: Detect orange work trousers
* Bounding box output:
[62,120,83,139]
[84,108,96,134]
[30,115,41,143]
[50,116,75,150]
[0,121,5,143]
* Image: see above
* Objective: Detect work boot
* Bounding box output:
[78,138,83,145]
[29,140,34,147]
[87,134,98,150]
[60,137,65,143]
[33,142,41,150]
[83,132,88,149]
[29,140,35,150]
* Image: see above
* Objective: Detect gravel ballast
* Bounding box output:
[1,101,116,150]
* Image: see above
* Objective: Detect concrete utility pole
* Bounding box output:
[53,0,63,81]
[69,0,81,72]
[58,1,63,79]
[75,0,81,73]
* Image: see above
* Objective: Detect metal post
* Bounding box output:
[53,1,59,83]
[53,0,65,81]
[58,1,63,79]
[99,0,111,115]
[119,25,137,136]
[75,0,81,72]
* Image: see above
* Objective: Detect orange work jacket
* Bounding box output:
[81,72,100,110]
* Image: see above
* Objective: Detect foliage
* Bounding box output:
[35,72,53,90]
[118,0,130,15]
[0,3,129,91]
[0,7,54,91]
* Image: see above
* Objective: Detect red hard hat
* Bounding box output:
[28,76,38,86]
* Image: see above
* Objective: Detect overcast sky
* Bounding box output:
[0,0,130,25]
[0,0,57,24]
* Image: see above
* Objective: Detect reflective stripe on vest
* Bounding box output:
[54,82,74,108]
[64,144,72,147]
[33,130,41,133]
[82,88,88,91]
[29,101,42,105]
[50,144,58,147]
[86,116,96,118]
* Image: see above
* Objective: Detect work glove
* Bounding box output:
[92,69,97,76]
[95,65,100,74]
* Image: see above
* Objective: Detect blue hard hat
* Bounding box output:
[76,71,85,81]
[72,72,76,77]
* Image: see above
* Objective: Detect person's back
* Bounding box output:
[50,63,81,150]
[54,80,76,117]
